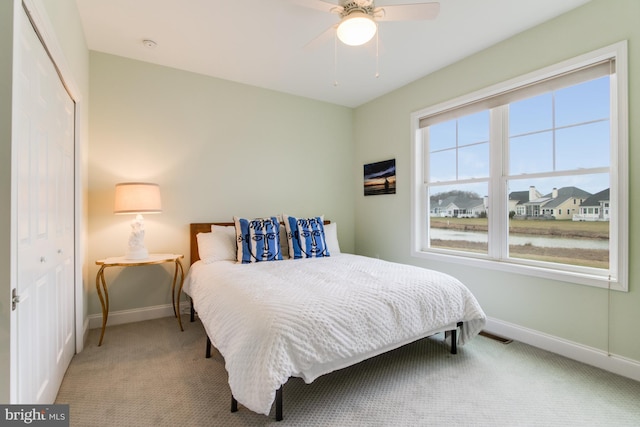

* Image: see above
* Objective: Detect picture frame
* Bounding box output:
[364,159,396,196]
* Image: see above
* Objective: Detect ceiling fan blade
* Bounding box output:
[287,0,343,14]
[374,2,440,21]
[304,24,338,50]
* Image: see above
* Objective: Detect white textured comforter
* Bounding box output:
[184,253,486,416]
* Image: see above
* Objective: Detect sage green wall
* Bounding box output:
[353,0,640,362]
[87,52,355,316]
[0,0,16,405]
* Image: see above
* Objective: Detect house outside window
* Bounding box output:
[411,42,628,291]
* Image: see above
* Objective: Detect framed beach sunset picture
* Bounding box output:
[364,159,396,196]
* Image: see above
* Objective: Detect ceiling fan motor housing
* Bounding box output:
[340,1,375,18]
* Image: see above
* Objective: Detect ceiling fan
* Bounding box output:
[292,0,441,47]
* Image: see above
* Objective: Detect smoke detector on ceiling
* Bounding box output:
[142,39,157,49]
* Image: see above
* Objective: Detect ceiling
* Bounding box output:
[75,0,591,108]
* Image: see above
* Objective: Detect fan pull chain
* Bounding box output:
[333,32,339,87]
[375,25,380,78]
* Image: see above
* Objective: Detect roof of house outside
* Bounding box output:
[580,188,610,207]
[542,187,592,208]
[432,195,484,210]
[508,191,530,204]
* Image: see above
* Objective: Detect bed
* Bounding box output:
[183,219,486,421]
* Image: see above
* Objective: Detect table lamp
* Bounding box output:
[114,182,162,259]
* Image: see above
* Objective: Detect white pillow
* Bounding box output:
[195,226,236,263]
[324,222,341,254]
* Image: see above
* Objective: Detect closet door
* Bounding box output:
[13,6,75,404]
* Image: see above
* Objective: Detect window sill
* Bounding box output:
[411,248,626,292]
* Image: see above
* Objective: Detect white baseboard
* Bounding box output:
[485,317,640,382]
[88,301,192,330]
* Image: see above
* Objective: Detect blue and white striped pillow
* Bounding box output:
[284,215,330,259]
[234,216,283,263]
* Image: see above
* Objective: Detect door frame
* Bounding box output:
[10,0,85,402]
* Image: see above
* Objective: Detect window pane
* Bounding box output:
[458,111,490,146]
[458,143,489,179]
[429,183,488,255]
[556,121,610,170]
[508,175,609,269]
[429,120,456,152]
[509,93,552,136]
[429,149,456,182]
[429,111,490,181]
[556,76,610,127]
[509,132,553,174]
[509,75,612,175]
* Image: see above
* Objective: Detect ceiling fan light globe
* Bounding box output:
[336,12,377,46]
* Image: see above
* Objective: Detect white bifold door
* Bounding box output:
[13,5,76,403]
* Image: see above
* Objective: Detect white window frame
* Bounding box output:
[410,41,628,291]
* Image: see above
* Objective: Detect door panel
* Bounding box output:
[14,7,75,404]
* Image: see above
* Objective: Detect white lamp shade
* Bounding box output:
[114,182,162,214]
[336,12,377,46]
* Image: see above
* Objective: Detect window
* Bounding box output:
[411,42,628,290]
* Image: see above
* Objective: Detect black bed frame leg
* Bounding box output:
[190,297,195,322]
[205,336,212,358]
[229,387,282,421]
[275,386,283,421]
[450,329,457,354]
[450,321,464,355]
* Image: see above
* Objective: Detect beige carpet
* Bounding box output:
[55,316,640,426]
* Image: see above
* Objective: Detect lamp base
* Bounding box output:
[125,214,149,259]
[125,247,149,260]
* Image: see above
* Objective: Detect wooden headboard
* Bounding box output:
[190,220,331,265]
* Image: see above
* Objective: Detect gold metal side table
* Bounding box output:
[95,253,185,346]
